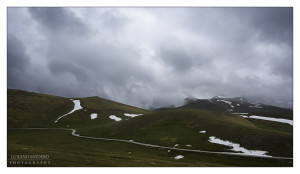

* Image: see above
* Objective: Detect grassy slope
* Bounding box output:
[7,89,293,166]
[76,109,292,157]
[7,89,73,128]
[52,96,150,130]
[8,89,149,128]
[7,129,292,167]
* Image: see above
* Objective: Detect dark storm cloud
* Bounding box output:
[7,34,31,89]
[7,7,293,109]
[28,7,89,36]
[159,45,193,72]
[7,34,30,71]
[249,7,293,44]
[48,58,88,81]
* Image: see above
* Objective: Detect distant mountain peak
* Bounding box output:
[184,97,198,104]
[212,95,230,99]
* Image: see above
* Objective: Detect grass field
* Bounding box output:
[7,89,293,167]
[7,129,292,167]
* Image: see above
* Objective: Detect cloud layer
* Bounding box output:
[7,7,293,109]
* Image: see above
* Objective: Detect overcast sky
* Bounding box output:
[7,7,293,109]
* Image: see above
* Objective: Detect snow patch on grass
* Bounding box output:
[124,113,143,117]
[174,155,184,160]
[208,136,271,157]
[217,100,234,108]
[240,115,249,118]
[54,100,83,123]
[249,115,293,125]
[90,113,97,119]
[238,114,292,125]
[109,115,122,121]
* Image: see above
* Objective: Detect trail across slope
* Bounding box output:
[8,128,292,160]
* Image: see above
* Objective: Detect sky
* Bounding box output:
[7,7,293,109]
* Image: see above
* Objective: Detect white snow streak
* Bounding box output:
[124,113,143,117]
[238,115,293,125]
[54,100,83,123]
[174,155,184,160]
[208,136,271,157]
[240,115,249,118]
[90,113,97,119]
[109,115,122,121]
[217,100,234,108]
[249,115,293,125]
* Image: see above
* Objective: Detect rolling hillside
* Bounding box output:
[7,89,293,167]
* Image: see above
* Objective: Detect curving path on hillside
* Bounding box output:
[8,128,292,160]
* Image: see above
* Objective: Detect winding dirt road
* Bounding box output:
[8,128,292,160]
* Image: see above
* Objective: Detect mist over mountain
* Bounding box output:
[183,95,292,110]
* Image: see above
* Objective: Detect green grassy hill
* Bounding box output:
[7,89,293,167]
[76,109,292,157]
[8,89,149,128]
[8,89,73,128]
